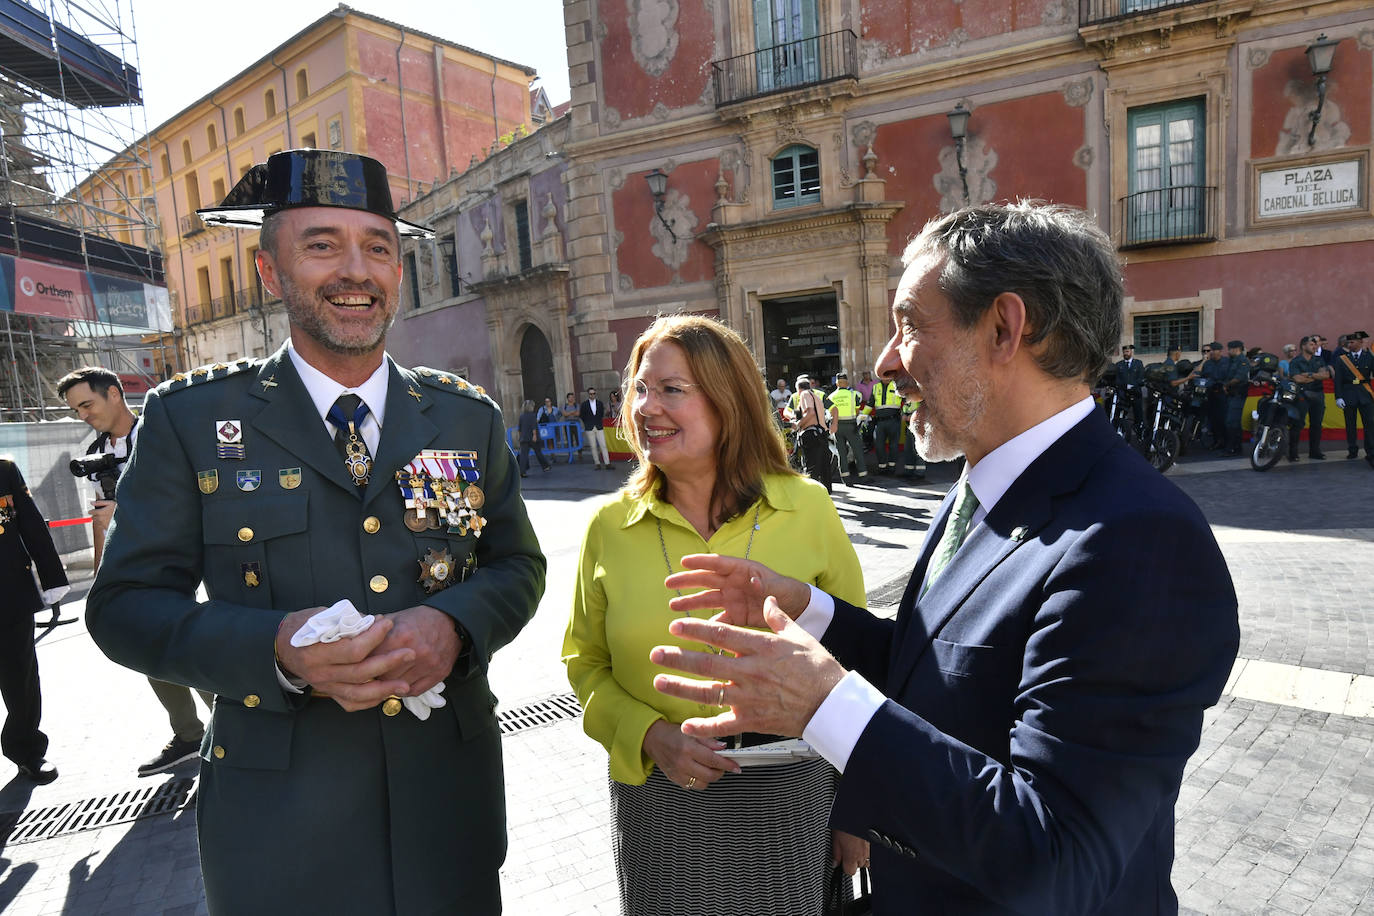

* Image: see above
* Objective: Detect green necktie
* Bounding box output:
[922,478,980,596]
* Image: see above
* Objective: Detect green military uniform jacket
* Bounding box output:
[87,345,546,915]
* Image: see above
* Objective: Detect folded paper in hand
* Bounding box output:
[291,599,447,720]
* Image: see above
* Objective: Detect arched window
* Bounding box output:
[233,107,246,136]
[206,123,217,150]
[159,152,170,176]
[771,144,820,209]
[181,139,193,166]
[264,88,276,118]
[295,68,309,99]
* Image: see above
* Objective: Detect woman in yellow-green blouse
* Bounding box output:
[563,315,868,916]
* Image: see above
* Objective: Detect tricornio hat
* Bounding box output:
[1350,330,1370,340]
[197,149,433,238]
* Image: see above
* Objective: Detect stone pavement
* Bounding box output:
[1,447,1372,914]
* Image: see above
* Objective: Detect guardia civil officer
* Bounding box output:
[1115,344,1145,430]
[1333,330,1374,466]
[1222,339,1251,456]
[85,150,546,914]
[869,374,904,472]
[1197,341,1229,449]
[1289,336,1330,460]
[0,458,67,784]
[828,370,868,479]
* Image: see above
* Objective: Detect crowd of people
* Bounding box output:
[1104,330,1372,466]
[6,154,1262,915]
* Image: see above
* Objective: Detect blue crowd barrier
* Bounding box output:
[505,420,584,464]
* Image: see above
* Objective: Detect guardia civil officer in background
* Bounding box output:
[86,150,546,914]
[1223,339,1251,456]
[828,370,868,480]
[1115,344,1144,430]
[868,373,904,472]
[0,458,67,785]
[1198,341,1229,449]
[1333,330,1374,466]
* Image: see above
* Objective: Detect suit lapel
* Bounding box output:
[247,348,356,494]
[886,411,1119,696]
[361,362,438,509]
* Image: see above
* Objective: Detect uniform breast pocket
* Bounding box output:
[202,490,311,607]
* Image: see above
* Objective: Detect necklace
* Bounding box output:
[657,502,761,646]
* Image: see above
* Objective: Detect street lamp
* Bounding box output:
[946,102,971,205]
[644,168,678,241]
[1305,33,1340,146]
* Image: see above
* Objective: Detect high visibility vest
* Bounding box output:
[872,382,903,411]
[829,387,863,419]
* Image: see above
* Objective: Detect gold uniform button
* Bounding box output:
[382,696,402,717]
[212,745,226,759]
[237,527,253,542]
[363,516,381,534]
[369,575,389,593]
[243,694,260,708]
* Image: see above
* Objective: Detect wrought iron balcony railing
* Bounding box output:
[1117,185,1217,249]
[712,30,857,107]
[1080,0,1209,27]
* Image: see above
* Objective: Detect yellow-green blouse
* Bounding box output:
[563,472,865,785]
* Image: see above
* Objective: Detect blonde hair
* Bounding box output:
[621,315,793,528]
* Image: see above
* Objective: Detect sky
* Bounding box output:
[127,0,571,131]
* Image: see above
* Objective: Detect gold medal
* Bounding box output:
[418,547,458,594]
[403,508,430,532]
[462,484,485,510]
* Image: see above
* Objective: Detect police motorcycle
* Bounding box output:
[1097,364,1138,448]
[1138,363,1186,472]
[1248,353,1302,472]
[1173,360,1214,452]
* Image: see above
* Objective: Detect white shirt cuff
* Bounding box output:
[40,585,70,606]
[802,670,886,774]
[276,664,306,694]
[795,584,835,639]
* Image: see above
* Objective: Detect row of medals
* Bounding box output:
[398,471,487,537]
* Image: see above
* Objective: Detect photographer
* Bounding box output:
[58,367,213,777]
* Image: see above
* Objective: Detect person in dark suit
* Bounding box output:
[579,386,614,469]
[648,202,1240,915]
[86,150,546,914]
[0,458,67,784]
[1333,330,1374,466]
[1115,343,1144,429]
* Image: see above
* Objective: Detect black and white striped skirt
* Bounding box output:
[609,758,842,916]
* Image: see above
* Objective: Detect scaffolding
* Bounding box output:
[0,0,171,421]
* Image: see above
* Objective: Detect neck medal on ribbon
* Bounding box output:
[396,449,485,538]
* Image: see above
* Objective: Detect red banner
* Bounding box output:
[11,257,95,320]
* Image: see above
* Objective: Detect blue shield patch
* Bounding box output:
[236,470,262,492]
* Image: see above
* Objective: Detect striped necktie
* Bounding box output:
[922,478,980,596]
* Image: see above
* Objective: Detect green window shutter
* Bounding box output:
[1126,98,1205,243]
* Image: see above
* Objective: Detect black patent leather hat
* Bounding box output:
[196,149,432,238]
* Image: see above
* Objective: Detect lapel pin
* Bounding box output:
[260,375,278,391]
[408,386,422,401]
[1011,525,1029,541]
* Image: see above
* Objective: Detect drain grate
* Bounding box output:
[497,692,583,736]
[0,777,195,846]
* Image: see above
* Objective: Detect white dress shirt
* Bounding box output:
[798,397,1096,772]
[287,340,389,455]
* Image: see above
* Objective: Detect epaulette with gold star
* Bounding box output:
[413,366,496,407]
[157,358,263,396]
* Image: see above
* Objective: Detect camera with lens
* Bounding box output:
[69,453,125,500]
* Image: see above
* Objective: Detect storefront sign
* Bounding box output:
[1255,157,1364,220]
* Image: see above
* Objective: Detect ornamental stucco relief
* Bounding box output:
[630,0,680,78]
[1276,79,1350,155]
[935,138,998,213]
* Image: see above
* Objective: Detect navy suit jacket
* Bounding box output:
[823,409,1239,915]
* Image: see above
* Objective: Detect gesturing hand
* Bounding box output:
[665,554,810,629]
[641,719,741,790]
[274,610,412,712]
[650,597,846,739]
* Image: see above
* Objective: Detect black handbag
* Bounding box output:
[824,865,872,916]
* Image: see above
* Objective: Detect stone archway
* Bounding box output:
[519,324,556,405]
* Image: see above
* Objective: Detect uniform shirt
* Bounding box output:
[870,381,903,415]
[797,398,1095,773]
[563,473,866,784]
[1224,355,1251,393]
[1288,354,1328,394]
[287,341,387,456]
[1198,357,1228,384]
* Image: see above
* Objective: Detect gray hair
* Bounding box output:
[902,201,1124,383]
[521,399,535,412]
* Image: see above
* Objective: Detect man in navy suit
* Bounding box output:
[651,202,1240,915]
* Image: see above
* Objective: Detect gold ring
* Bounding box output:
[717,684,726,707]
[686,776,697,789]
